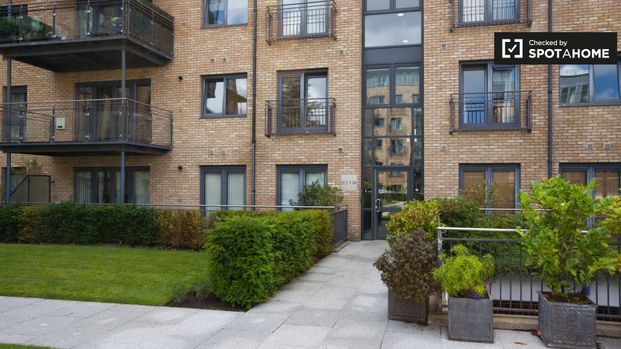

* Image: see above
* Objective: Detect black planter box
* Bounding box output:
[538,292,597,349]
[448,295,494,343]
[388,289,429,325]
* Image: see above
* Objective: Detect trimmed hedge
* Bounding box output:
[205,209,334,308]
[0,203,207,249]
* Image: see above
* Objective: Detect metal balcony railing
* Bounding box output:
[265,98,336,137]
[0,0,174,57]
[266,0,336,43]
[0,98,173,148]
[449,91,532,133]
[449,0,532,31]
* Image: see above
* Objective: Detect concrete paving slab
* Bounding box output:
[227,311,291,333]
[285,307,341,327]
[264,324,331,347]
[196,329,272,349]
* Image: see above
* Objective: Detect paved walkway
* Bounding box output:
[0,241,620,348]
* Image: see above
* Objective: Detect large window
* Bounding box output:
[279,0,329,37]
[202,75,247,118]
[366,65,420,106]
[75,167,150,204]
[201,166,246,211]
[365,11,421,47]
[561,164,621,199]
[460,62,519,129]
[204,0,247,27]
[277,165,327,209]
[460,164,520,208]
[3,86,26,142]
[560,63,621,106]
[278,70,328,133]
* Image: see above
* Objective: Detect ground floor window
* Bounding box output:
[75,167,149,204]
[277,165,327,210]
[560,163,621,199]
[201,166,246,211]
[1,166,26,194]
[459,164,520,208]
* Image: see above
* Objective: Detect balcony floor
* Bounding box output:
[0,37,172,72]
[0,141,171,156]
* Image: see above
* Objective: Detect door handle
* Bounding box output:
[376,198,381,212]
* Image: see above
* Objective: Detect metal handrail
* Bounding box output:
[266,0,337,43]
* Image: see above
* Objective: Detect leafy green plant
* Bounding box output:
[386,200,439,241]
[374,229,438,301]
[291,183,344,208]
[433,196,485,228]
[432,245,495,298]
[519,176,621,302]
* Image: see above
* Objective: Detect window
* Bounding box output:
[201,166,246,211]
[460,164,520,208]
[560,63,621,105]
[390,139,406,155]
[390,117,402,131]
[374,117,385,128]
[204,0,247,27]
[278,70,328,133]
[561,164,621,199]
[460,62,519,129]
[279,0,329,37]
[366,65,420,106]
[460,0,518,24]
[3,86,26,142]
[202,75,247,117]
[365,0,420,12]
[277,165,326,209]
[75,167,149,204]
[365,11,421,47]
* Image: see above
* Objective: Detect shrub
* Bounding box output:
[0,205,23,243]
[432,245,495,298]
[204,210,335,308]
[374,229,438,301]
[13,203,160,246]
[206,215,275,308]
[519,176,621,302]
[291,183,344,208]
[433,196,485,228]
[386,200,439,241]
[157,210,206,250]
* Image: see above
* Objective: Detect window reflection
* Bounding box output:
[365,12,421,47]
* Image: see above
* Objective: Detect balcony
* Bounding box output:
[265,98,336,137]
[449,91,532,133]
[0,0,174,72]
[266,0,336,43]
[0,98,172,155]
[449,0,531,31]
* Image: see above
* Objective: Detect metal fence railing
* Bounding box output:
[437,226,621,322]
[449,0,532,31]
[265,98,336,137]
[449,91,532,133]
[266,0,337,43]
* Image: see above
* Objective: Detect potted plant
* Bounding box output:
[519,177,621,348]
[374,229,438,324]
[433,245,495,343]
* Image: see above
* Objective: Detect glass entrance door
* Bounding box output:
[372,167,411,240]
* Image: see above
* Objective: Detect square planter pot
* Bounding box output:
[448,295,494,343]
[388,289,429,325]
[538,292,597,349]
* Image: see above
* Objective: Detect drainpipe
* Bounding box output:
[250,0,258,207]
[547,0,553,178]
[4,0,12,204]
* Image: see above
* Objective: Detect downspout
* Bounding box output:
[250,0,258,207]
[547,0,553,177]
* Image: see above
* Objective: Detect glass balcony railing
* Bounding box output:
[0,0,174,57]
[0,98,172,148]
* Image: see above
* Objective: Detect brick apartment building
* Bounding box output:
[0,0,619,240]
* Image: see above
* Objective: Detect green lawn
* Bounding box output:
[0,244,209,306]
